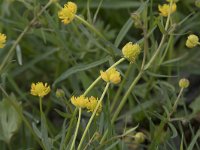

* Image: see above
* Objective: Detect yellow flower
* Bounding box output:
[58,1,77,25]
[179,78,189,88]
[71,95,88,108]
[186,34,199,48]
[158,3,177,17]
[100,68,121,84]
[31,82,51,98]
[122,42,141,63]
[0,33,6,48]
[86,96,102,115]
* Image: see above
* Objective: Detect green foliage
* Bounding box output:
[0,94,22,144]
[0,0,200,149]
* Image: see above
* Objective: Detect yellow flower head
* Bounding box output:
[186,34,199,48]
[58,1,77,25]
[0,33,6,48]
[86,96,102,115]
[158,3,177,17]
[31,82,51,98]
[71,95,88,108]
[100,68,121,84]
[122,42,141,63]
[179,78,189,88]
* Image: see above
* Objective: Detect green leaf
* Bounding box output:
[187,129,200,150]
[189,95,200,114]
[53,56,111,87]
[114,18,133,47]
[168,123,178,138]
[0,94,22,143]
[41,113,53,150]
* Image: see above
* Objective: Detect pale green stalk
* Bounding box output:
[0,0,53,74]
[110,64,132,112]
[39,97,43,116]
[70,108,82,150]
[169,88,184,118]
[77,83,110,150]
[75,15,106,40]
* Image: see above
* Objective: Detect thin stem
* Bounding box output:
[75,15,106,40]
[112,71,142,122]
[100,71,143,144]
[62,108,78,150]
[0,0,53,74]
[144,1,173,70]
[101,2,175,142]
[70,108,82,150]
[169,88,184,118]
[83,58,125,96]
[39,97,43,116]
[111,64,132,112]
[77,83,110,150]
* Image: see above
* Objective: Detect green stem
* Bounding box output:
[70,108,82,150]
[110,64,132,112]
[112,70,142,122]
[101,2,174,142]
[62,108,78,150]
[77,83,110,150]
[83,58,125,96]
[144,1,173,70]
[39,97,43,116]
[0,0,53,74]
[75,15,106,40]
[100,71,143,144]
[169,88,184,118]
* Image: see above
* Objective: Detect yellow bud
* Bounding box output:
[166,0,178,2]
[196,0,200,8]
[186,34,199,48]
[122,42,141,63]
[158,3,177,17]
[56,89,65,98]
[134,132,145,144]
[179,78,189,88]
[0,33,6,48]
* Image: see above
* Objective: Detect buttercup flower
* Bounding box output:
[179,78,189,88]
[122,42,141,63]
[0,33,6,48]
[31,82,51,98]
[71,95,88,108]
[58,1,77,25]
[186,34,199,48]
[86,96,102,115]
[100,68,121,84]
[158,3,177,17]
